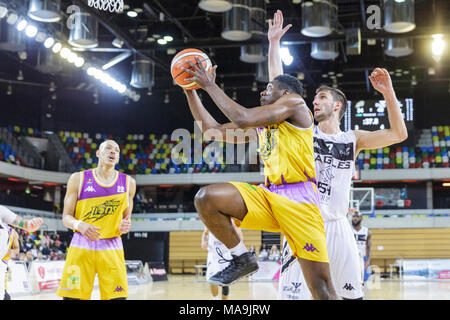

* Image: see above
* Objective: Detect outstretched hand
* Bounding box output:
[268,10,292,42]
[369,68,394,95]
[182,57,217,90]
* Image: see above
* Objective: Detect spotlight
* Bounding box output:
[280,47,293,66]
[49,82,56,92]
[52,42,62,53]
[157,39,167,45]
[16,19,28,31]
[432,34,445,61]
[17,70,24,81]
[6,12,19,25]
[74,56,85,68]
[163,35,173,42]
[35,32,46,43]
[6,85,12,95]
[87,67,97,76]
[60,48,71,59]
[127,11,138,18]
[164,93,169,104]
[25,25,38,38]
[44,37,55,48]
[67,52,77,63]
[0,4,7,19]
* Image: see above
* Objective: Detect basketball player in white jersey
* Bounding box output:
[0,205,43,300]
[201,221,243,300]
[351,211,372,283]
[268,10,407,299]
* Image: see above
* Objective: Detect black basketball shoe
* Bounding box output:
[208,252,259,286]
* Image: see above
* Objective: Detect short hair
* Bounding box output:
[316,85,348,121]
[273,74,304,96]
[99,139,119,151]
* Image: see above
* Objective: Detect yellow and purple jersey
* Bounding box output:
[257,116,316,187]
[75,169,130,239]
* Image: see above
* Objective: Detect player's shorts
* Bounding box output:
[278,217,364,300]
[56,232,128,300]
[229,181,328,263]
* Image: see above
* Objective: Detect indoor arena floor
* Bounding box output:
[13,275,450,300]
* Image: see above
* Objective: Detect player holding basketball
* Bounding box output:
[181,55,337,299]
[201,220,243,300]
[0,205,43,300]
[57,140,135,300]
[268,10,407,300]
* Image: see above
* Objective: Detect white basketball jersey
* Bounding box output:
[352,226,369,258]
[313,126,356,221]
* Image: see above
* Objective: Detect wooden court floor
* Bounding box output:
[14,275,450,300]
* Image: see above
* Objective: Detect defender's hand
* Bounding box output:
[268,10,292,43]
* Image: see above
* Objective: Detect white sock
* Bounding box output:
[229,241,248,257]
[212,294,220,300]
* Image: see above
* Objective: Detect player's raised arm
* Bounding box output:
[62,172,101,241]
[184,88,257,144]
[268,10,292,81]
[1,205,43,233]
[183,59,307,129]
[354,68,408,156]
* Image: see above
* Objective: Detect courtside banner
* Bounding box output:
[29,260,66,292]
[148,261,168,281]
[7,261,32,297]
[249,261,281,281]
[402,259,450,280]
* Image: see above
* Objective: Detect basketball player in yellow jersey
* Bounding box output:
[57,140,136,300]
[182,60,336,299]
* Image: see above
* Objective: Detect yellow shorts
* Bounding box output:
[56,233,127,300]
[229,181,328,263]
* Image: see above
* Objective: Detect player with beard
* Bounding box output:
[351,211,372,283]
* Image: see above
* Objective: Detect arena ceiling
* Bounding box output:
[0,0,449,114]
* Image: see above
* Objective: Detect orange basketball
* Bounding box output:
[170,48,212,90]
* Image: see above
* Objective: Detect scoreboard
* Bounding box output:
[343,98,414,131]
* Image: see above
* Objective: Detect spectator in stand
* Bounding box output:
[249,245,257,257]
[41,244,51,257]
[30,244,39,259]
[258,243,269,261]
[24,237,33,251]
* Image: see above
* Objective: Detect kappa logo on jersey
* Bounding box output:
[343,283,356,291]
[291,282,302,292]
[303,243,319,253]
[83,199,121,222]
[113,286,125,293]
[117,185,125,193]
[84,186,96,192]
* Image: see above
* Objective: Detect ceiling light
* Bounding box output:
[163,35,173,42]
[44,37,55,48]
[17,70,24,81]
[157,39,167,45]
[0,4,7,19]
[6,12,19,25]
[35,32,46,43]
[52,42,62,53]
[432,34,445,56]
[60,48,71,59]
[74,56,85,68]
[25,25,38,38]
[127,11,138,18]
[67,52,77,63]
[7,85,12,95]
[16,19,28,31]
[280,47,293,66]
